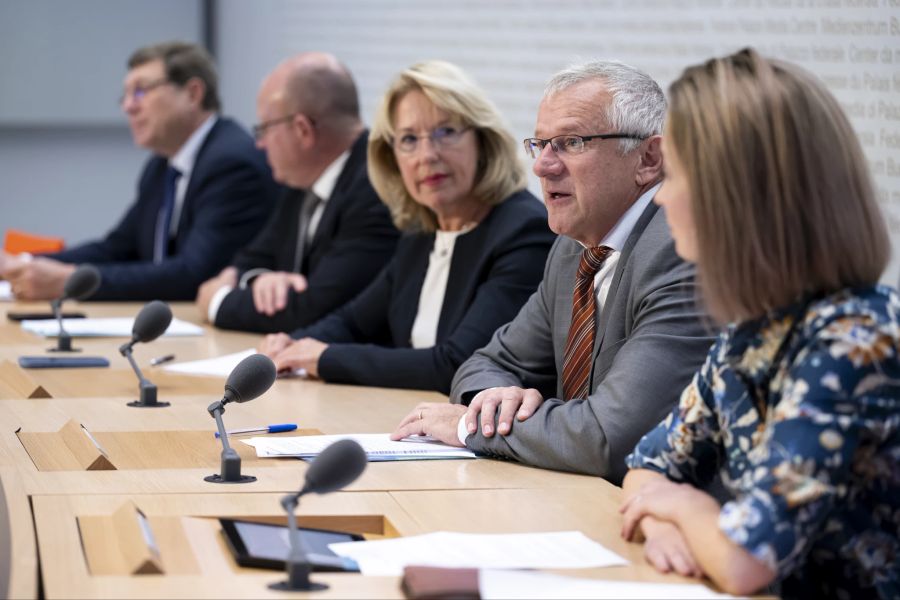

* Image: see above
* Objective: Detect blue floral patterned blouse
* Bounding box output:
[626,285,900,600]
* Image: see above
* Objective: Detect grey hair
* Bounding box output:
[545,60,666,154]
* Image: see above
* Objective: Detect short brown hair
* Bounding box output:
[667,48,889,323]
[128,41,220,112]
[368,60,526,232]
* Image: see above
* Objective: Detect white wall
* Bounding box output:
[214,0,900,284]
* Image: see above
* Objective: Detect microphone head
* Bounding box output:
[63,264,101,301]
[131,300,173,343]
[223,354,276,404]
[302,439,367,495]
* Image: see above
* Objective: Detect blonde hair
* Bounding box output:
[667,48,889,323]
[368,60,526,232]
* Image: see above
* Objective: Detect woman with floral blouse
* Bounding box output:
[619,48,899,599]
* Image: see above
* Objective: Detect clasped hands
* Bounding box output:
[258,332,327,377]
[197,267,308,318]
[389,386,545,446]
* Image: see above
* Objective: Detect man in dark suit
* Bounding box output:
[196,53,398,334]
[0,42,276,301]
[392,61,715,484]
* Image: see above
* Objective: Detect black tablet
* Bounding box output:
[18,356,110,369]
[219,518,362,572]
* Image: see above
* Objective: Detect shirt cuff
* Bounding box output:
[208,285,233,323]
[456,414,470,447]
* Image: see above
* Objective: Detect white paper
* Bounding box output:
[241,433,476,461]
[0,281,12,301]
[480,570,741,599]
[163,349,257,377]
[328,531,627,576]
[21,317,203,338]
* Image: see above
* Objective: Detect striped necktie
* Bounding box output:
[561,245,613,401]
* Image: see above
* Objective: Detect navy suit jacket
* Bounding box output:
[214,132,400,333]
[293,190,556,394]
[49,117,277,300]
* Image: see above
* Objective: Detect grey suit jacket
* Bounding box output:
[450,201,714,484]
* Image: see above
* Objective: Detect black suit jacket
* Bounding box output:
[214,132,400,333]
[294,190,556,394]
[48,117,277,300]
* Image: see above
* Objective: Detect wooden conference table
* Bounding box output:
[0,300,711,599]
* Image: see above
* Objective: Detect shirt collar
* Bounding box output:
[599,183,660,252]
[311,148,351,202]
[169,114,218,176]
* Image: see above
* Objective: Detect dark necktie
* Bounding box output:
[561,245,613,401]
[292,190,323,274]
[154,165,182,264]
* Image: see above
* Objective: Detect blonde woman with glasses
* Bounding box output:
[619,48,899,598]
[259,60,554,393]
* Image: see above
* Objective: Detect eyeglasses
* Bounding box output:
[119,78,171,106]
[392,126,470,154]
[523,133,647,159]
[253,113,317,140]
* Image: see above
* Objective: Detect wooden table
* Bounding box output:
[0,301,711,599]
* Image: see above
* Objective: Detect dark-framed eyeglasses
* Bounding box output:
[118,78,171,106]
[253,113,317,140]
[392,126,471,154]
[523,133,647,159]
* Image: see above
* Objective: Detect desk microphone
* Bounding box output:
[205,353,277,484]
[119,301,173,408]
[49,264,100,352]
[271,439,367,592]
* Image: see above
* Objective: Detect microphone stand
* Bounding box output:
[204,400,256,484]
[49,298,78,352]
[119,342,168,407]
[269,491,328,591]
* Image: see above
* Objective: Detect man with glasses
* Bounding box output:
[196,53,398,333]
[0,41,276,300]
[392,61,713,484]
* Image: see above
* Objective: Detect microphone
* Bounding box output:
[119,301,173,408]
[271,439,367,592]
[49,264,101,352]
[205,354,277,485]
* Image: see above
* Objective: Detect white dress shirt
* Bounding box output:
[410,227,470,349]
[167,115,217,236]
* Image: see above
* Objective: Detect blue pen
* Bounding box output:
[215,423,297,438]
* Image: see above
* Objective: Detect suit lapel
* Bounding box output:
[593,200,660,355]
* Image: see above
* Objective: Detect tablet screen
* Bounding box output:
[220,519,361,572]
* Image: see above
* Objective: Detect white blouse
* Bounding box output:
[410,228,469,349]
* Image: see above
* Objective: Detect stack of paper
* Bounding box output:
[0,281,12,301]
[480,570,739,599]
[328,531,627,576]
[241,433,476,462]
[21,317,203,338]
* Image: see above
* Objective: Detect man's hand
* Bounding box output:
[252,272,308,316]
[4,257,75,300]
[463,386,544,438]
[639,516,705,578]
[390,403,467,447]
[272,337,328,377]
[258,332,294,358]
[195,266,238,319]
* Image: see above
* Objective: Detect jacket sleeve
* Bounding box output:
[214,186,398,333]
